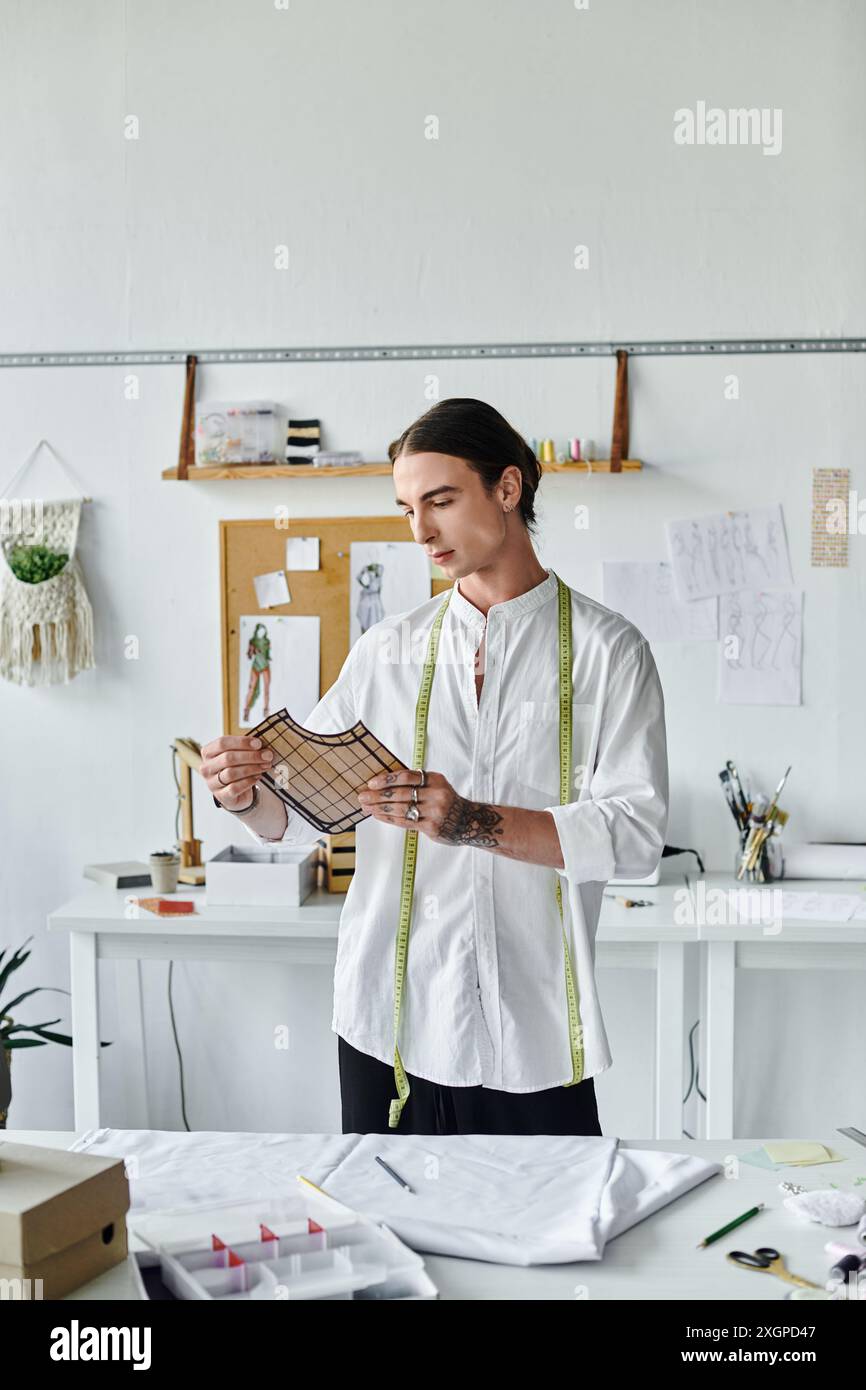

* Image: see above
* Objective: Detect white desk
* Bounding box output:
[694,873,866,1140]
[47,870,695,1137]
[7,1127,865,1301]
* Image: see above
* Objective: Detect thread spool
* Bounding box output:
[827,1254,864,1287]
[825,1240,864,1262]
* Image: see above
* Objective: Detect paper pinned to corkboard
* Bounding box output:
[811,467,849,567]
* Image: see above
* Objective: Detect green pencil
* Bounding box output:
[697,1202,765,1248]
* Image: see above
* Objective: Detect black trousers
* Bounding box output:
[338,1035,602,1136]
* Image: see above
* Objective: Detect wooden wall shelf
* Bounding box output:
[162,457,642,481]
[163,462,390,481]
[168,350,641,479]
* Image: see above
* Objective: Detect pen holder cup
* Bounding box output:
[734,825,784,882]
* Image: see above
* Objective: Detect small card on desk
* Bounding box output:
[131,897,198,916]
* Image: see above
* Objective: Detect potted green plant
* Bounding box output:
[0,936,112,1129]
[149,849,181,893]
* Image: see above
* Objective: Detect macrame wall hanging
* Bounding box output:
[0,441,95,686]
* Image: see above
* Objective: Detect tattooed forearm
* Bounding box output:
[438,796,504,847]
[438,802,566,870]
[365,773,565,869]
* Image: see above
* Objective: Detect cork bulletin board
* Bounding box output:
[219,515,451,734]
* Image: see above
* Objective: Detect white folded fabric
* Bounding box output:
[70,1128,720,1266]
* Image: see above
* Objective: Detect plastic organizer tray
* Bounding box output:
[127,1186,439,1301]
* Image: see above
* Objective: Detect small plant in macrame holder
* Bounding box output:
[0,497,94,685]
[6,542,70,584]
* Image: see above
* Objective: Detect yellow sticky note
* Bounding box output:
[763,1142,831,1165]
[784,1151,846,1166]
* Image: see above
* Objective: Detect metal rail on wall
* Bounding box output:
[0,337,863,369]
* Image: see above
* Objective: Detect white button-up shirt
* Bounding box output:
[238,565,669,1091]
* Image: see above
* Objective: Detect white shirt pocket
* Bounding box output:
[515,699,596,800]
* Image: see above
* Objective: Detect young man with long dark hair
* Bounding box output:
[203,398,669,1136]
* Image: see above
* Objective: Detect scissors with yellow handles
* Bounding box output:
[726,1246,821,1290]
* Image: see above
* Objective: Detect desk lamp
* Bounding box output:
[172,737,206,885]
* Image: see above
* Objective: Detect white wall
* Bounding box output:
[1,0,864,1138]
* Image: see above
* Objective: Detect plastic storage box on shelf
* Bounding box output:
[194,401,281,465]
[128,1189,438,1301]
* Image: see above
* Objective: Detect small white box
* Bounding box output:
[205,843,320,906]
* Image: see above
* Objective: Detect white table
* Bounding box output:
[694,873,866,1140]
[7,1127,864,1301]
[47,869,695,1137]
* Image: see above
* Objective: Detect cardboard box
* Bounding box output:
[0,1141,130,1299]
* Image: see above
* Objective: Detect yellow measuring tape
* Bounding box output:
[388,572,584,1129]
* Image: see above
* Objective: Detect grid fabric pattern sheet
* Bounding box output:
[249,707,407,834]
